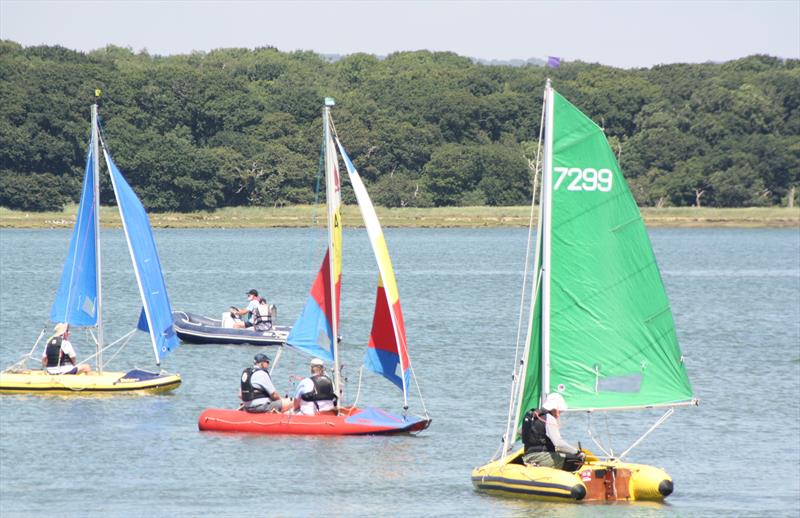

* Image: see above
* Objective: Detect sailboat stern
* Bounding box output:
[623,461,674,501]
[576,460,673,501]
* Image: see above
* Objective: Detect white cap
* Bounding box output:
[542,392,567,412]
[310,358,325,367]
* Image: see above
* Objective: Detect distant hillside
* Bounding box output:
[0,40,797,212]
[323,53,547,67]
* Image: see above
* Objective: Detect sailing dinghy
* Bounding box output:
[198,98,430,435]
[0,101,181,395]
[471,82,697,501]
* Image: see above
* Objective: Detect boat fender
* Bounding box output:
[521,408,555,453]
[300,374,338,408]
[44,336,73,367]
[570,483,587,500]
[240,367,271,402]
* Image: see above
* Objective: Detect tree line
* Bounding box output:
[0,40,797,212]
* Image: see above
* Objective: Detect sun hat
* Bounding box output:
[542,392,567,412]
[53,323,69,337]
[310,358,325,367]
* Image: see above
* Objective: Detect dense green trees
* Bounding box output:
[0,40,797,212]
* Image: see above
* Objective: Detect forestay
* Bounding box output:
[286,113,342,362]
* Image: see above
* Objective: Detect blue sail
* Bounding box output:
[105,150,178,363]
[49,144,98,327]
[285,257,336,362]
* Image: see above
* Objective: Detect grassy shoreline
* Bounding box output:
[1,205,798,229]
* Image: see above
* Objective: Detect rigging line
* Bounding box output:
[408,363,429,419]
[586,412,613,458]
[306,119,330,280]
[504,92,545,451]
[491,440,505,464]
[269,346,283,375]
[28,328,47,359]
[101,331,137,368]
[80,328,137,365]
[328,112,339,140]
[4,329,47,372]
[350,365,365,410]
[313,140,325,221]
[619,407,674,460]
[604,412,614,457]
[502,93,546,456]
[512,102,545,364]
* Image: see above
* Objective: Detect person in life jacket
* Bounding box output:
[239,353,288,413]
[293,358,338,415]
[520,392,585,470]
[251,297,273,332]
[233,289,261,328]
[40,323,91,375]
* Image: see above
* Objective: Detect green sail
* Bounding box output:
[519,90,693,419]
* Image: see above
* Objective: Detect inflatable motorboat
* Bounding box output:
[172,311,290,346]
[0,369,181,395]
[471,448,673,502]
[198,406,431,435]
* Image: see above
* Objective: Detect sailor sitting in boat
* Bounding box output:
[240,354,289,413]
[521,393,585,471]
[233,289,262,328]
[251,297,273,332]
[41,323,91,375]
[231,290,273,331]
[293,358,338,416]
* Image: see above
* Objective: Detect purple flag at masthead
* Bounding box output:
[547,56,561,68]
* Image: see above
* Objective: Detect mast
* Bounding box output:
[323,97,342,400]
[503,85,548,457]
[91,100,104,372]
[540,80,555,404]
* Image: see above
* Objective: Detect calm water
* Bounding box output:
[1,227,798,517]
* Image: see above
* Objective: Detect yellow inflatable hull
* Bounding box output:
[471,448,673,502]
[0,369,181,395]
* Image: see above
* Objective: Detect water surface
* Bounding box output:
[1,227,798,517]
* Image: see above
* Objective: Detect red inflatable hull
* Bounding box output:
[198,406,430,435]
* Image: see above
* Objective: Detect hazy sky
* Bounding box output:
[1,0,798,68]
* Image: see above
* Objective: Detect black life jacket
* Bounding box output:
[300,374,338,407]
[240,367,272,402]
[521,408,555,453]
[45,336,70,368]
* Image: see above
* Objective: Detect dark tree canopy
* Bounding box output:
[0,41,797,211]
